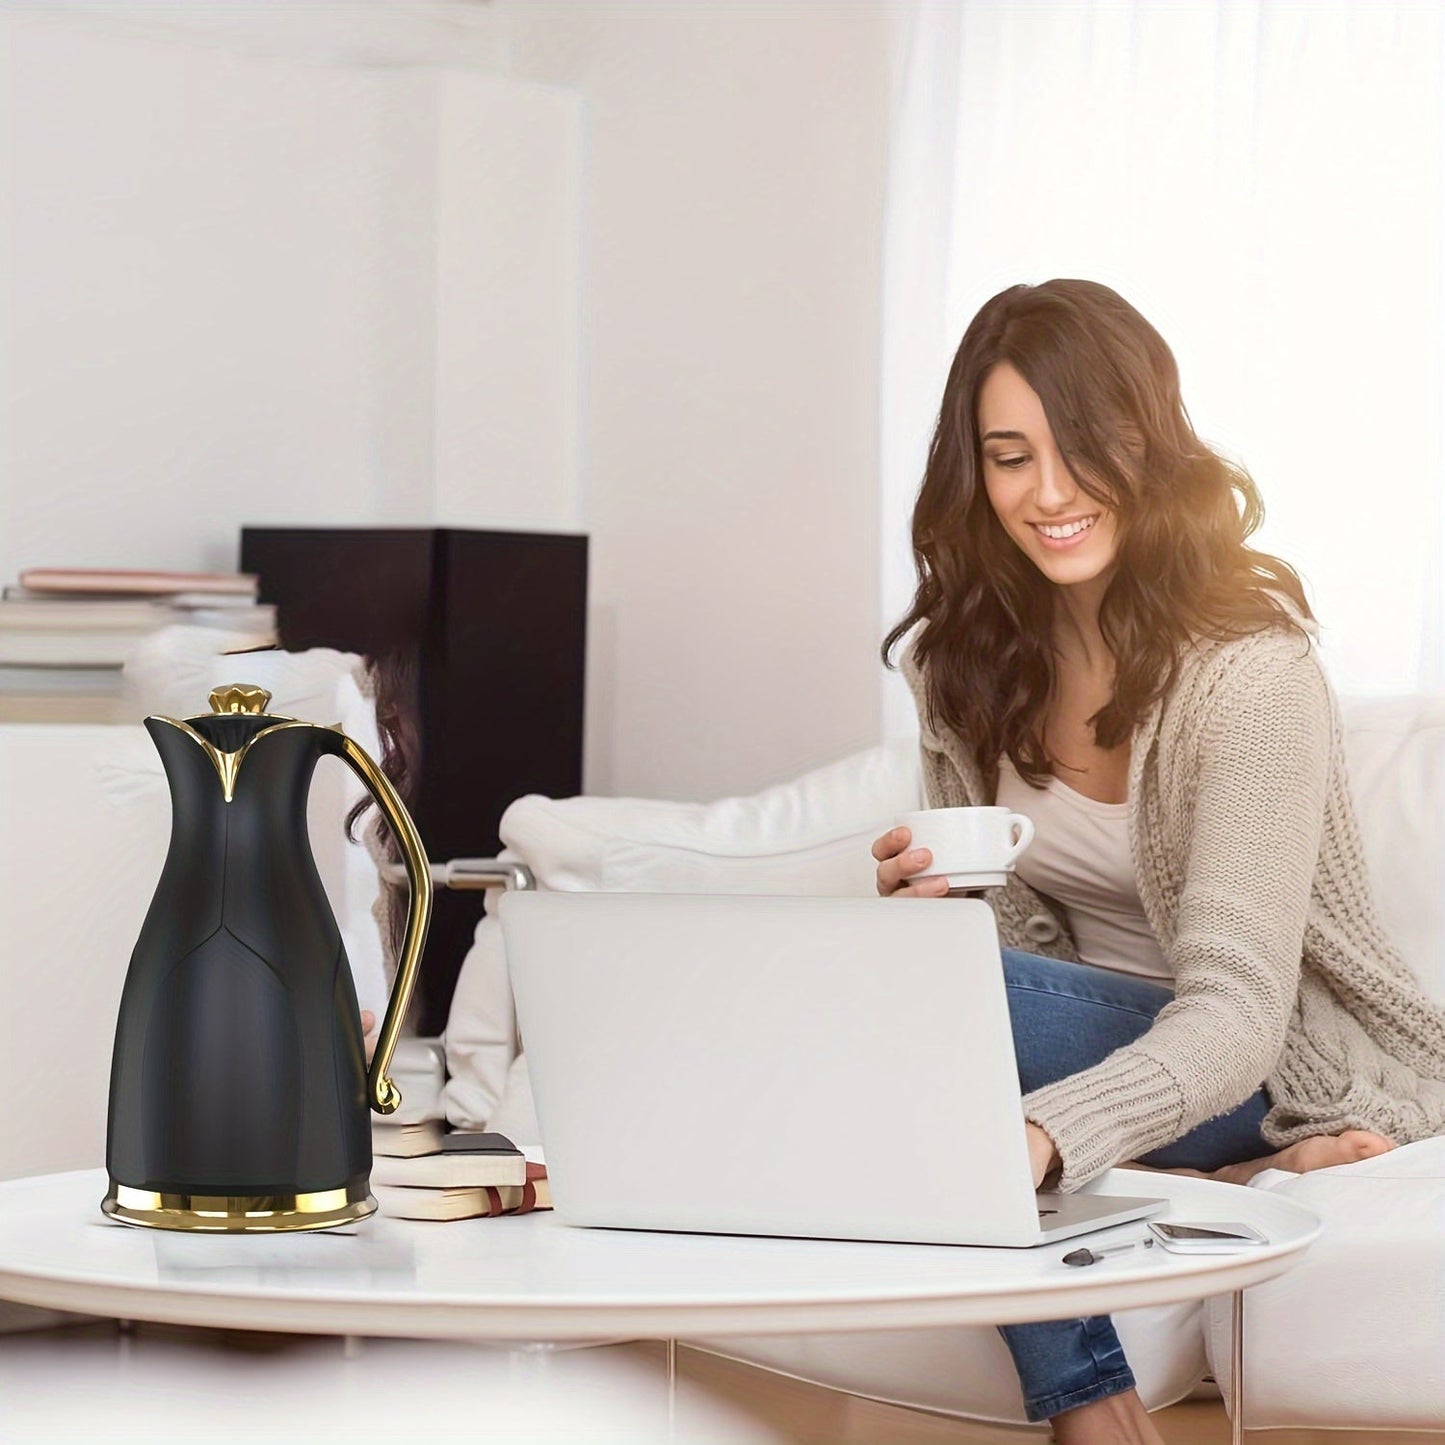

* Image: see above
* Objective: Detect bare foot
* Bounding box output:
[1119,1129,1397,1187]
[1210,1129,1396,1186]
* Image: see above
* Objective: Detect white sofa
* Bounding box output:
[442,694,1445,1431]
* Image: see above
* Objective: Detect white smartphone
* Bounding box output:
[1147,1220,1269,1253]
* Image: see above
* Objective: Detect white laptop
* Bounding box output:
[498,891,1166,1247]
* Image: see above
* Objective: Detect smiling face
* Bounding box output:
[976,361,1121,592]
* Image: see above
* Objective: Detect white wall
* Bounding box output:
[2,1,903,804]
[498,2,902,800]
[432,69,581,535]
[0,5,580,573]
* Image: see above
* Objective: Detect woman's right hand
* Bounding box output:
[873,825,951,898]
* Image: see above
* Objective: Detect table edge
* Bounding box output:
[0,1243,1313,1339]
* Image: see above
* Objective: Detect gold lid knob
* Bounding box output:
[209,683,272,715]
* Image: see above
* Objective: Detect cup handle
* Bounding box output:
[1003,813,1035,866]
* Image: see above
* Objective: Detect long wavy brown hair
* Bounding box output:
[880,279,1314,787]
[345,647,422,965]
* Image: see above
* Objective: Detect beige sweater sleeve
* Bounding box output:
[1023,640,1332,1190]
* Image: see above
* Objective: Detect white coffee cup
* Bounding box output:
[895,806,1036,891]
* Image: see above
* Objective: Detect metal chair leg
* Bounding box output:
[1231,1289,1245,1444]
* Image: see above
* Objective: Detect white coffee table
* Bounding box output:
[0,1168,1320,1441]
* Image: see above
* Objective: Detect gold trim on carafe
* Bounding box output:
[208,683,273,715]
[149,716,313,803]
[101,1180,375,1232]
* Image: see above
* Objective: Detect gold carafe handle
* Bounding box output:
[338,734,434,1114]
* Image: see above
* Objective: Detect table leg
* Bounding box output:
[667,1337,677,1439]
[1230,1289,1244,1444]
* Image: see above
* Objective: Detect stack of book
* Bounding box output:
[0,568,277,722]
[370,1127,551,1221]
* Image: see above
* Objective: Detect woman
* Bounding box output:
[875,279,1445,1443]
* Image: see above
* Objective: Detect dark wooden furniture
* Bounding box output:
[240,526,588,1034]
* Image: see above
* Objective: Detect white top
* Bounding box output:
[996,756,1171,982]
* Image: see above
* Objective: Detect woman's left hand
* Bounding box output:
[361,1009,379,1065]
[1025,1120,1061,1189]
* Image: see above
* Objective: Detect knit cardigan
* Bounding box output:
[899,621,1445,1191]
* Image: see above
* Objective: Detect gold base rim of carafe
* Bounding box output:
[100,1179,376,1232]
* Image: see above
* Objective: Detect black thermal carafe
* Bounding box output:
[102,683,432,1231]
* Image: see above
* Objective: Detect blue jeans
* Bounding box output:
[996,949,1273,1422]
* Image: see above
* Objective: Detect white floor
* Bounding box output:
[0,1321,773,1444]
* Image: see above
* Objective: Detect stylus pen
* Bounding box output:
[1062,1237,1155,1267]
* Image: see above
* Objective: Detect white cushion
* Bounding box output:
[1337,695,1445,1002]
[121,623,367,732]
[496,734,925,898]
[1203,1137,1445,1428]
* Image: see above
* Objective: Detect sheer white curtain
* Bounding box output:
[881,0,1445,738]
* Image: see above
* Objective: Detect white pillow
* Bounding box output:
[1337,695,1445,1004]
[121,624,364,726]
[497,735,923,898]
